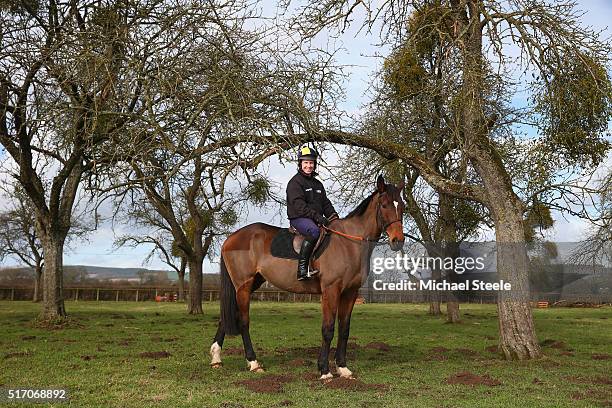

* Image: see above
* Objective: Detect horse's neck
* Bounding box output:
[336,203,381,240]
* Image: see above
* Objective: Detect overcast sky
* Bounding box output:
[1,0,611,271]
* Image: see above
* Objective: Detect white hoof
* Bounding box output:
[337,366,353,378]
[247,360,264,372]
[210,342,222,366]
[320,372,333,380]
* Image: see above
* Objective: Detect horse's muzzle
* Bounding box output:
[389,239,404,252]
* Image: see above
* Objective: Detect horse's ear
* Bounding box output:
[376,174,385,193]
[397,180,405,191]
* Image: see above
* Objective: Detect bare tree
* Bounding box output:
[0,185,43,301]
[96,0,334,314]
[115,229,187,301]
[571,170,612,268]
[0,0,147,319]
[283,0,612,359]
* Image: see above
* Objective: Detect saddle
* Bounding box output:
[270,226,331,260]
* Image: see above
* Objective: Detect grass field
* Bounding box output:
[1,301,610,407]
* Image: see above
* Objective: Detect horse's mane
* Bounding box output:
[345,191,377,218]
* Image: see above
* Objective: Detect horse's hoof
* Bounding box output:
[247,360,264,372]
[337,366,353,378]
[210,342,222,366]
[320,372,333,382]
[210,362,223,369]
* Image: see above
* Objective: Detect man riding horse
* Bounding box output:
[286,145,339,281]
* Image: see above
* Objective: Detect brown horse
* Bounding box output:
[209,175,405,379]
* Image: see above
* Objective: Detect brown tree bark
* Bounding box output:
[40,235,67,319]
[187,259,203,314]
[438,193,461,323]
[186,236,213,314]
[484,187,541,359]
[33,264,43,303]
[428,267,442,316]
[177,257,186,302]
[456,0,539,358]
[446,299,461,323]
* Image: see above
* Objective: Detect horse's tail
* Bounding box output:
[219,254,240,335]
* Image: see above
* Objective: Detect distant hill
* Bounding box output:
[0,265,179,281]
[78,265,174,280]
[0,265,227,286]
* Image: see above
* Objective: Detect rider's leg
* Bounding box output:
[290,218,320,280]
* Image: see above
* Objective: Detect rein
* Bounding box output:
[321,225,372,242]
[322,199,403,243]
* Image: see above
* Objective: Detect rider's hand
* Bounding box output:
[315,214,329,226]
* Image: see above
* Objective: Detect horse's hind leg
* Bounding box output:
[335,288,359,378]
[237,276,264,372]
[318,283,341,380]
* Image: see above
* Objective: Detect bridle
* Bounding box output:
[323,193,403,243]
[376,200,403,231]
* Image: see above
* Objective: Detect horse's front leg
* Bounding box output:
[318,283,341,380]
[236,280,264,372]
[335,288,359,378]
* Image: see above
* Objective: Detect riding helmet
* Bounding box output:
[297,145,318,162]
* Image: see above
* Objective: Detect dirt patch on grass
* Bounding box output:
[540,339,570,349]
[234,374,295,393]
[425,346,449,361]
[320,377,389,392]
[275,346,321,358]
[300,372,320,382]
[81,355,95,361]
[118,338,134,347]
[21,335,36,340]
[446,371,501,387]
[592,353,611,360]
[224,347,244,356]
[275,342,359,359]
[454,348,480,358]
[566,376,612,386]
[571,388,611,402]
[286,358,313,367]
[4,351,32,359]
[139,351,171,359]
[364,342,391,352]
[485,345,498,353]
[219,402,246,408]
[32,317,84,330]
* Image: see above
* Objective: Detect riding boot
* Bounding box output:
[297,237,318,281]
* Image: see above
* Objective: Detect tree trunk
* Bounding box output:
[33,264,43,303]
[187,259,203,314]
[40,236,67,320]
[177,257,186,302]
[493,200,541,359]
[457,2,539,359]
[446,298,461,323]
[438,193,461,323]
[428,268,442,316]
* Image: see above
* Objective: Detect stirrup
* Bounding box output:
[307,267,319,277]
